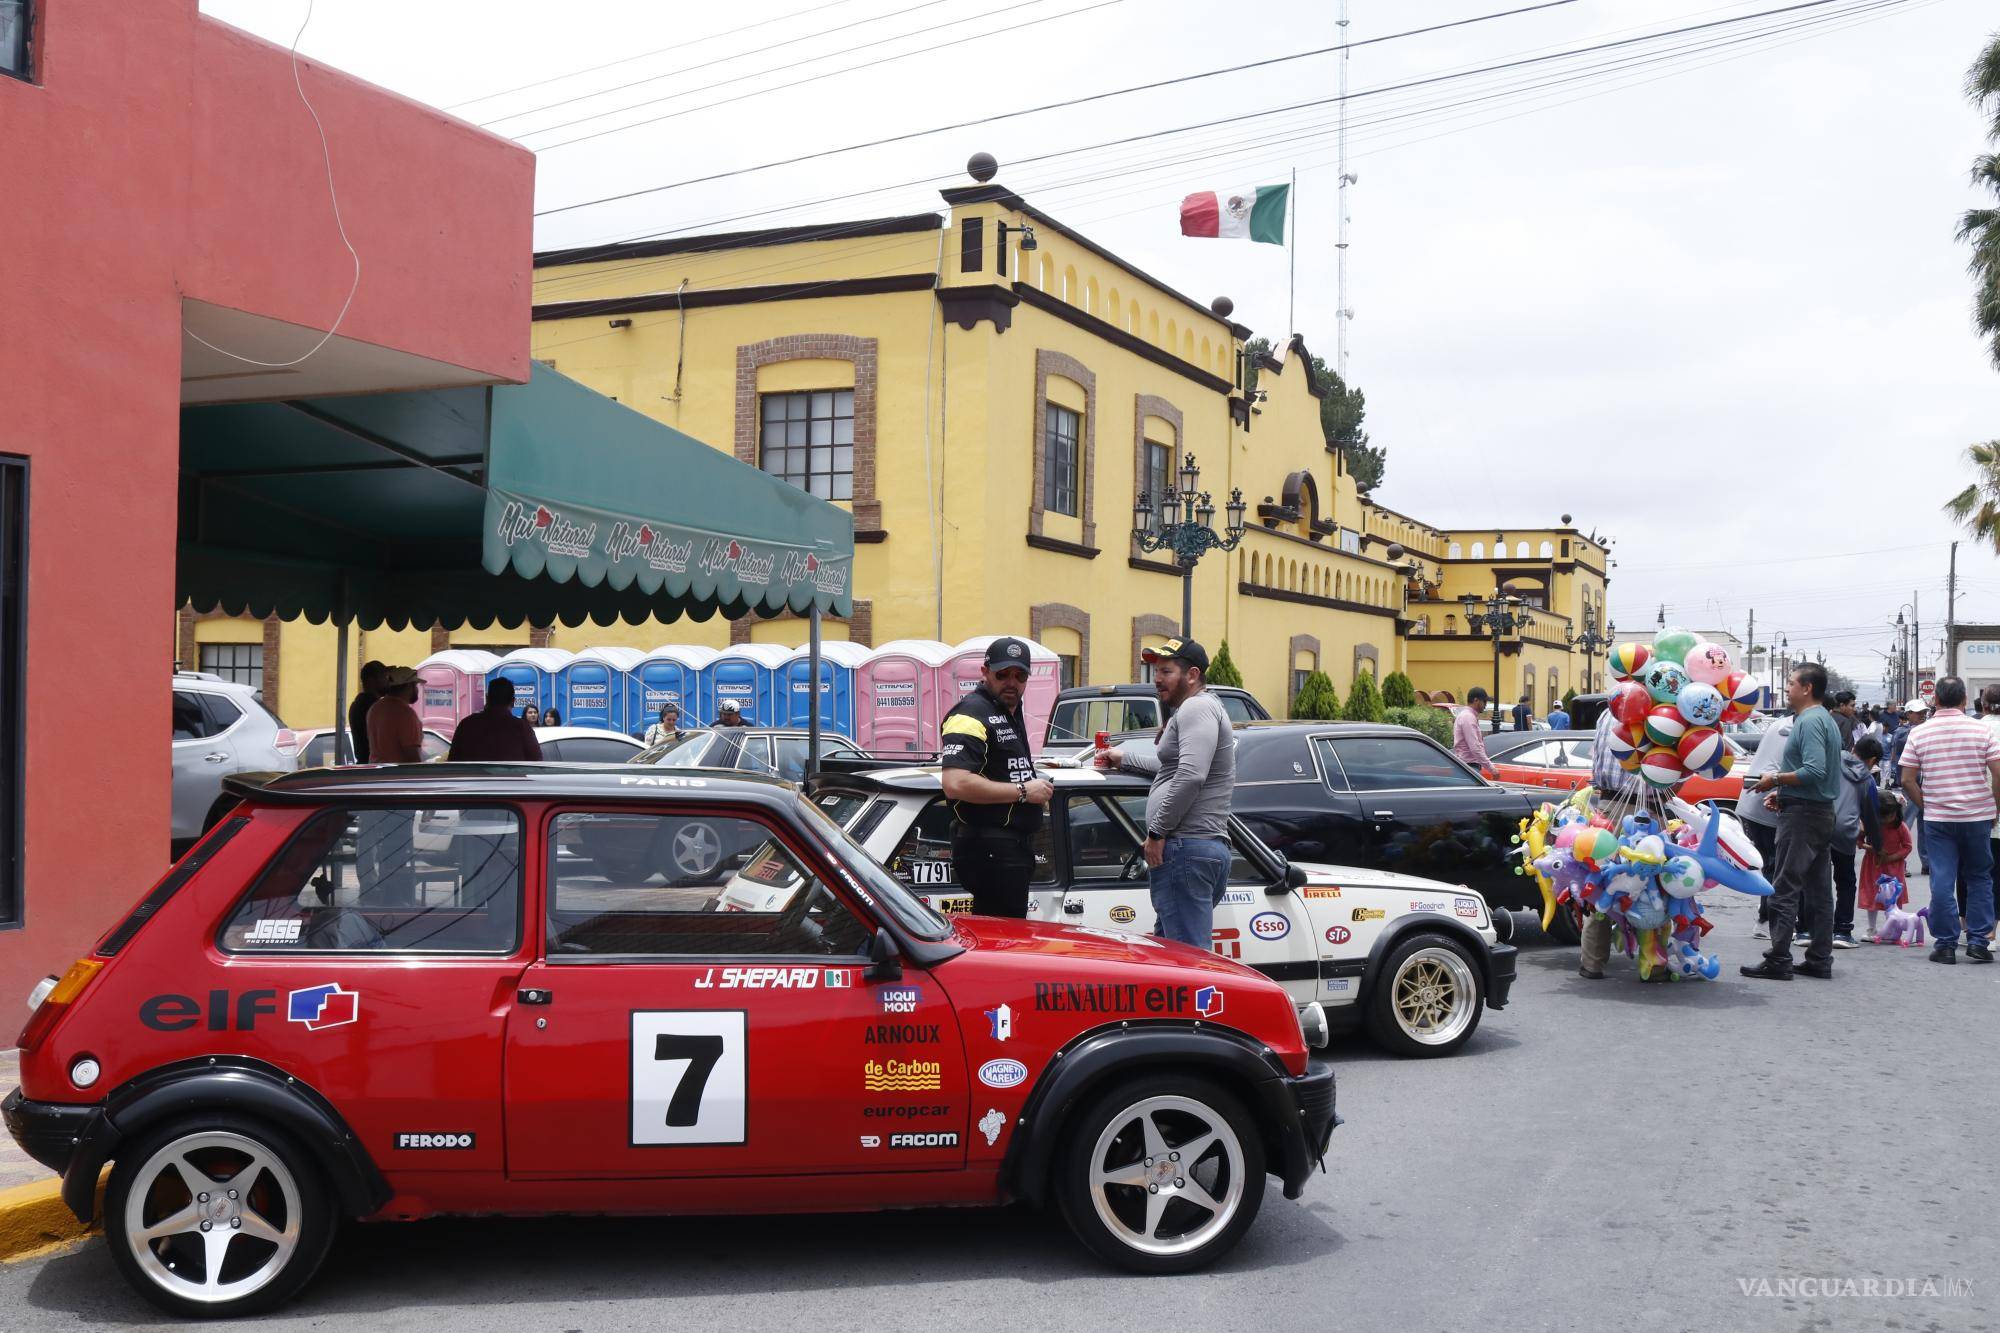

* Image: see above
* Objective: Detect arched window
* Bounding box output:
[1147,311,1160,344]
[1062,265,1078,304]
[1084,276,1098,314]
[1165,318,1178,352]
[1037,253,1054,292]
[1539,540,1554,558]
[1516,541,1530,559]
[1448,541,1462,559]
[1470,542,1484,559]
[1445,614,1458,635]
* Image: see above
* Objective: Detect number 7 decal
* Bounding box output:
[631,1011,747,1146]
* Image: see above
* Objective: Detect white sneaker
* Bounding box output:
[1832,934,1860,950]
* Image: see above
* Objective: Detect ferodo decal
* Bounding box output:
[1030,982,1214,1015]
[1248,911,1290,941]
[395,1132,474,1150]
[632,1011,747,1146]
[1324,925,1352,945]
[978,1058,1028,1089]
[1108,905,1137,925]
[1351,907,1385,923]
[695,966,823,989]
[864,1058,942,1092]
[863,1022,941,1045]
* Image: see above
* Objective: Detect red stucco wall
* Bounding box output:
[0,0,531,1004]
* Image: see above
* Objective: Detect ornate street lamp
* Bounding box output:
[1565,608,1613,693]
[1133,451,1247,637]
[1460,589,1527,733]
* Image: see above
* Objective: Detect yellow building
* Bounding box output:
[190,163,1608,727]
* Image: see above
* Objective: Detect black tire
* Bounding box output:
[104,1112,338,1319]
[1365,930,1486,1058]
[1054,1073,1266,1275]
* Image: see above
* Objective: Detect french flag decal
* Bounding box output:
[288,983,359,1031]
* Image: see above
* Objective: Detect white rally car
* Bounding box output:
[756,764,1522,1057]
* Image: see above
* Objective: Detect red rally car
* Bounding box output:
[5,764,1337,1318]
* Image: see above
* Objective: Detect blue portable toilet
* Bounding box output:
[487,648,571,720]
[557,647,643,732]
[632,646,717,736]
[700,644,789,727]
[780,640,869,736]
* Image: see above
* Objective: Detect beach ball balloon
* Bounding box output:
[1573,828,1619,868]
[1691,741,1734,781]
[1639,746,1685,789]
[1603,726,1640,769]
[1677,726,1725,774]
[1644,705,1688,749]
[1653,626,1698,666]
[1660,855,1704,897]
[1721,671,1759,723]
[1610,682,1653,726]
[1677,681,1726,727]
[1684,641,1734,685]
[1607,642,1652,681]
[1642,658,1691,705]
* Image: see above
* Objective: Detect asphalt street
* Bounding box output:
[2,884,1993,1333]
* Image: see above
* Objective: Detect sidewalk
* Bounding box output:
[0,1049,96,1262]
[0,1051,50,1191]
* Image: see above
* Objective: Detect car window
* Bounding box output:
[1320,736,1479,791]
[421,732,450,761]
[1066,794,1145,881]
[736,736,775,773]
[552,737,640,765]
[1236,734,1317,783]
[547,810,870,958]
[772,738,812,782]
[1050,699,1157,743]
[1217,694,1258,724]
[301,735,335,767]
[1046,702,1088,743]
[172,691,211,741]
[198,693,243,734]
[637,733,714,767]
[1499,740,1553,766]
[811,790,871,828]
[219,806,521,953]
[888,797,1057,890]
[1560,739,1595,767]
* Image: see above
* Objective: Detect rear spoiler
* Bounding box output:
[219,771,288,800]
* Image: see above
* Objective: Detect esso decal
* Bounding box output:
[1323,925,1352,945]
[978,1058,1028,1089]
[1248,911,1291,941]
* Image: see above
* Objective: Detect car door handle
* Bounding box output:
[1370,810,1394,819]
[203,752,230,763]
[517,988,553,1005]
[1063,900,1085,915]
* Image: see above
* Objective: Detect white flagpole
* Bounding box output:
[1287,167,1297,339]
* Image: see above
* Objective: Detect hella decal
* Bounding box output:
[1248,911,1290,941]
[1108,905,1137,925]
[978,1058,1029,1089]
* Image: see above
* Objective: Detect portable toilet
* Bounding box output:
[779,640,870,737]
[700,643,789,727]
[413,649,500,739]
[557,646,643,732]
[487,647,571,720]
[632,645,718,737]
[946,635,1062,752]
[855,639,953,754]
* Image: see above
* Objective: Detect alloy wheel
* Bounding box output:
[1390,946,1478,1047]
[1087,1094,1245,1257]
[122,1130,302,1305]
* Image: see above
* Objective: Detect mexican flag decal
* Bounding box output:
[1179,183,1289,245]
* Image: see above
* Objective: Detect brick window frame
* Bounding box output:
[1289,633,1321,714]
[1353,642,1381,680]
[177,607,282,705]
[1030,603,1091,686]
[1029,350,1097,547]
[1130,612,1178,682]
[1131,393,1183,558]
[730,600,874,649]
[734,335,882,535]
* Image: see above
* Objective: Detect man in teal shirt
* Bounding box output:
[1741,664,1843,979]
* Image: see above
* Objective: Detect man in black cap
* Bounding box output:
[939,636,1053,917]
[1096,637,1237,948]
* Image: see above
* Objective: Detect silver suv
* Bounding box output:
[171,671,295,850]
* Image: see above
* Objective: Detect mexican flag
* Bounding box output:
[1179,183,1289,245]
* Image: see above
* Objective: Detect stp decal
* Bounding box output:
[287,983,358,1031]
[1324,925,1352,945]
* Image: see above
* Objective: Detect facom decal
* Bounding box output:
[859,1135,882,1148]
[1248,911,1291,941]
[863,1058,942,1092]
[1302,886,1343,899]
[1323,925,1352,945]
[1108,905,1137,925]
[979,1109,1008,1146]
[1454,896,1481,919]
[889,1132,959,1149]
[394,1132,474,1150]
[1351,907,1385,923]
[863,1023,941,1045]
[244,919,302,944]
[695,967,822,990]
[287,983,359,1031]
[985,1003,1013,1041]
[978,1058,1029,1089]
[878,986,922,1014]
[1194,985,1225,1018]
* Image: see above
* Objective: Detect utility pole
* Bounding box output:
[1948,540,1958,676]
[1745,608,1755,684]
[1914,590,1921,696]
[1334,0,1353,380]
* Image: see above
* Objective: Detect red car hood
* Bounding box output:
[949,914,1260,979]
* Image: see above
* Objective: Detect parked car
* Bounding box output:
[531,726,647,764]
[6,763,1336,1316]
[1045,684,1269,746]
[1485,729,1749,803]
[170,672,295,854]
[796,764,1518,1057]
[633,727,866,782]
[280,726,449,768]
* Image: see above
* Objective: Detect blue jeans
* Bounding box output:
[1922,820,1996,948]
[1149,836,1231,949]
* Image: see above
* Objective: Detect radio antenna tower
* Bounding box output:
[1336,0,1354,381]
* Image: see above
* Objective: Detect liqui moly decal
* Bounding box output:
[603,521,693,574]
[496,500,597,559]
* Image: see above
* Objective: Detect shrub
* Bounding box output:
[1291,670,1341,720]
[1206,639,1245,688]
[1386,704,1453,746]
[1381,671,1416,709]
[1342,670,1385,723]
[1562,687,1578,710]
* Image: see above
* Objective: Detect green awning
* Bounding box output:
[177,365,854,630]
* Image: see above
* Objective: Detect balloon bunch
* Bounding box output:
[1600,626,1757,792]
[1514,789,1774,981]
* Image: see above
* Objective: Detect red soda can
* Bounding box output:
[1094,731,1109,750]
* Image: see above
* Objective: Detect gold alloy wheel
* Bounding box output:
[1390,946,1479,1047]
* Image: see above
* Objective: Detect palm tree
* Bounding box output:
[1945,442,2000,549]
[1962,33,2000,366]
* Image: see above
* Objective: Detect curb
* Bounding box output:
[0,1176,101,1264]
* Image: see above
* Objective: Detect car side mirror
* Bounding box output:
[866,929,904,983]
[1276,862,1308,893]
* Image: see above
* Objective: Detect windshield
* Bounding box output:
[632,733,712,767]
[793,793,952,941]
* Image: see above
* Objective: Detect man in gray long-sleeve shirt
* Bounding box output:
[1096,636,1236,948]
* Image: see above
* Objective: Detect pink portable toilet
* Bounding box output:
[947,635,1062,753]
[856,639,953,754]
[413,649,500,739]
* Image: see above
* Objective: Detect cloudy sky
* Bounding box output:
[204,0,2000,698]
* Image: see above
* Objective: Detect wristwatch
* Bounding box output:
[1146,829,1167,842]
[1015,779,1028,803]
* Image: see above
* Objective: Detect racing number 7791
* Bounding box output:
[631,1011,748,1146]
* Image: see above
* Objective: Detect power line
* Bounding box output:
[534,0,1583,211]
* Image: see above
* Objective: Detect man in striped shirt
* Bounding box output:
[1899,676,2000,964]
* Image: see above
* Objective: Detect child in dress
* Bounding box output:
[1860,791,1913,941]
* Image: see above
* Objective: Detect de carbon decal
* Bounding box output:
[863,1058,942,1092]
